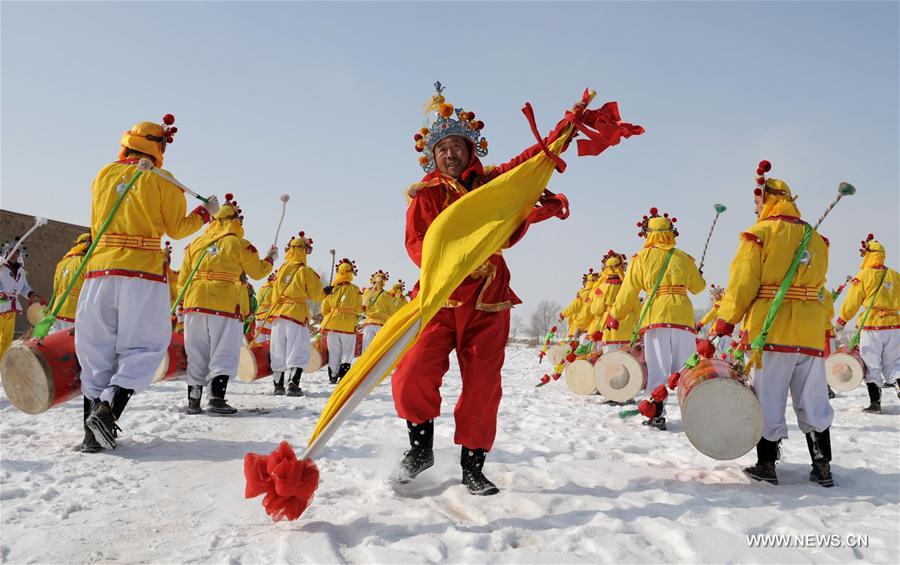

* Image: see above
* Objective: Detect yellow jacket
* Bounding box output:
[52,254,85,322]
[178,235,272,319]
[166,267,179,306]
[390,291,409,312]
[699,303,720,328]
[718,214,829,353]
[611,247,705,331]
[255,280,274,320]
[363,285,396,326]
[561,285,593,335]
[589,275,636,343]
[269,261,325,325]
[86,160,207,280]
[839,267,899,330]
[322,282,363,333]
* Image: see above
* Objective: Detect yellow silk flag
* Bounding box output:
[302,129,573,460]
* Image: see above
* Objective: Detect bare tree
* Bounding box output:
[510,315,524,341]
[529,300,563,343]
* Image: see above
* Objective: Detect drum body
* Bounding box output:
[152,332,188,383]
[825,346,866,392]
[305,335,326,373]
[565,359,597,395]
[593,346,647,402]
[547,344,567,367]
[0,330,81,414]
[26,303,45,326]
[237,341,273,382]
[678,358,763,460]
[354,332,363,357]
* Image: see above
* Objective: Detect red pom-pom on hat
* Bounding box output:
[166,136,174,144]
[756,177,766,185]
[413,134,422,141]
[224,193,234,201]
[649,207,658,216]
[753,188,763,196]
[756,168,764,176]
[169,127,178,134]
[163,114,175,125]
[867,233,874,240]
[672,217,678,223]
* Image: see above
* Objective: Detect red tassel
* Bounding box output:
[521,102,566,173]
[243,441,319,522]
[650,384,668,403]
[570,101,645,157]
[638,399,657,419]
[667,371,681,390]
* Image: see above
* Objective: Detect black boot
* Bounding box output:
[863,382,882,413]
[390,420,435,485]
[744,438,779,485]
[641,401,667,430]
[85,396,121,450]
[78,397,103,453]
[273,371,285,396]
[328,366,337,385]
[187,385,203,415]
[337,363,351,383]
[461,447,499,496]
[895,379,900,400]
[207,376,238,414]
[286,368,304,396]
[110,386,133,422]
[806,428,834,487]
[827,385,836,399]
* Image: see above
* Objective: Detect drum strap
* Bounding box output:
[171,246,212,316]
[748,223,813,369]
[848,268,889,350]
[630,248,676,347]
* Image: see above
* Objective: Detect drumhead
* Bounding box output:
[26,303,45,326]
[304,347,323,373]
[565,359,597,395]
[151,354,170,384]
[547,344,567,366]
[594,350,646,402]
[826,352,865,392]
[0,342,53,415]
[681,377,763,460]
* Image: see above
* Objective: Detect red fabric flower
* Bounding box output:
[244,441,320,522]
[604,315,619,330]
[638,399,657,419]
[667,371,682,390]
[713,319,735,337]
[696,338,716,359]
[650,384,668,403]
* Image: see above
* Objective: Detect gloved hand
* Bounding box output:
[696,338,716,359]
[835,317,846,331]
[265,245,278,262]
[203,195,220,217]
[604,315,619,330]
[712,319,735,337]
[323,285,334,296]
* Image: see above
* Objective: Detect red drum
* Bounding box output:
[677,358,763,460]
[593,346,647,402]
[354,331,363,357]
[825,346,866,392]
[565,359,598,395]
[0,330,81,414]
[152,332,188,383]
[237,341,273,382]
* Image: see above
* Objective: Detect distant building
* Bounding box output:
[1,209,89,337]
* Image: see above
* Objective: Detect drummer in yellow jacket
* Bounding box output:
[361,270,394,354]
[269,231,325,396]
[0,240,44,358]
[77,115,216,452]
[836,234,900,413]
[322,258,364,384]
[390,279,409,312]
[712,161,834,487]
[178,195,275,415]
[50,233,91,332]
[560,270,596,338]
[606,208,705,430]
[589,250,635,353]
[253,273,277,344]
[698,284,725,332]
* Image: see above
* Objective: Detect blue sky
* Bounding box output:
[2,1,897,321]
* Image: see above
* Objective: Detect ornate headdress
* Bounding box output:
[601,249,627,270]
[0,237,27,262]
[286,231,314,253]
[859,233,885,256]
[636,207,678,238]
[582,267,597,283]
[393,279,406,292]
[118,113,178,167]
[370,270,389,284]
[709,284,725,300]
[216,193,243,223]
[336,258,358,275]
[413,81,488,172]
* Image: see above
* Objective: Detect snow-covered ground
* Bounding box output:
[2,344,898,564]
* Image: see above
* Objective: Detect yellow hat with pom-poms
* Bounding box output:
[413,81,488,172]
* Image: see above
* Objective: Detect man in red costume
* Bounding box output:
[390,82,579,495]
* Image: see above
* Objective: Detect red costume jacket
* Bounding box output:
[404,119,572,312]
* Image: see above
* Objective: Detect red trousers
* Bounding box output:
[391,300,509,451]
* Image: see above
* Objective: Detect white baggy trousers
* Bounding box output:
[184,312,243,386]
[327,332,355,376]
[361,324,381,354]
[270,318,310,372]
[643,327,696,392]
[751,351,834,441]
[859,329,900,385]
[75,277,170,403]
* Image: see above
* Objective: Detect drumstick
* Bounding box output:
[815,182,856,229]
[1,216,48,266]
[328,249,337,285]
[273,194,290,248]
[698,203,726,273]
[144,166,211,204]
